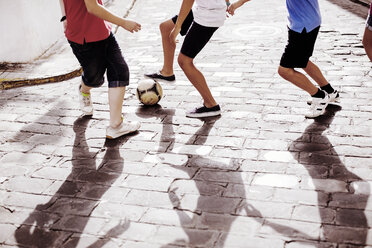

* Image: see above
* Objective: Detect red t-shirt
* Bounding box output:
[63,0,111,44]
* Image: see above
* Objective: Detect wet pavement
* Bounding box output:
[0,0,371,247]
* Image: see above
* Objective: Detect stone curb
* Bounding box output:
[0,0,137,91]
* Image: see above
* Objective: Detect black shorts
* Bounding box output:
[180,22,218,59]
[172,10,194,36]
[280,26,320,68]
[68,33,129,88]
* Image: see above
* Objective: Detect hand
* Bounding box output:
[121,19,141,33]
[169,25,181,47]
[227,3,237,15]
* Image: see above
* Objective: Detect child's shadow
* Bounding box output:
[289,104,369,245]
[153,114,313,247]
[14,116,134,248]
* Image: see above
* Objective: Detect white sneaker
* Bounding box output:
[78,86,93,116]
[106,120,140,139]
[328,90,340,102]
[307,89,339,105]
[305,92,330,118]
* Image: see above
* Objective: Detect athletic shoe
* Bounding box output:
[144,71,175,82]
[307,89,339,105]
[328,90,340,102]
[305,92,330,118]
[106,120,140,139]
[78,85,93,116]
[186,104,221,118]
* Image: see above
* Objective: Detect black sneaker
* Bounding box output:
[186,105,221,118]
[144,71,175,82]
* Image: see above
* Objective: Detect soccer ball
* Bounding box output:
[136,79,163,105]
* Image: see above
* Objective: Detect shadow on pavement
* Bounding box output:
[14,116,133,247]
[154,113,312,247]
[326,0,368,19]
[289,104,370,245]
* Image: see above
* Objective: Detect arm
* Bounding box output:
[59,0,67,31]
[84,0,141,33]
[228,0,250,16]
[169,0,194,45]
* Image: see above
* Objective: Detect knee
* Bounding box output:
[178,54,191,70]
[159,21,171,35]
[278,66,293,79]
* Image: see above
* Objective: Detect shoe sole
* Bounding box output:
[144,75,175,83]
[186,111,221,118]
[307,96,340,105]
[106,125,140,139]
[82,111,93,116]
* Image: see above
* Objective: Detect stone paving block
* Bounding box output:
[7,225,71,248]
[252,173,300,189]
[240,160,288,174]
[150,225,218,247]
[170,179,227,197]
[0,224,17,243]
[143,153,188,167]
[300,177,348,193]
[335,208,372,228]
[77,184,130,203]
[179,194,242,215]
[259,150,295,163]
[47,197,97,216]
[1,176,54,194]
[140,207,197,228]
[3,192,53,210]
[122,189,173,209]
[170,143,213,156]
[237,200,294,219]
[216,233,285,248]
[31,166,72,181]
[120,175,173,192]
[292,205,335,224]
[285,241,336,248]
[260,218,321,241]
[210,147,259,160]
[148,163,197,179]
[223,184,275,201]
[63,234,124,248]
[194,170,254,184]
[0,152,48,167]
[322,224,370,245]
[272,188,329,206]
[92,202,146,221]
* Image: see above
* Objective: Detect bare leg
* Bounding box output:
[159,20,176,76]
[178,53,217,108]
[80,81,92,94]
[303,60,329,87]
[108,87,125,128]
[278,66,318,96]
[363,27,372,62]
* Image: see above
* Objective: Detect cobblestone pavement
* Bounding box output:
[0,0,371,247]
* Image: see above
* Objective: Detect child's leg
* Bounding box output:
[178,22,218,108]
[159,19,176,76]
[303,60,329,88]
[80,81,92,94]
[108,87,125,128]
[178,53,217,108]
[278,66,318,96]
[363,27,372,61]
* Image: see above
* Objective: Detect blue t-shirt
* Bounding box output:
[286,0,321,33]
